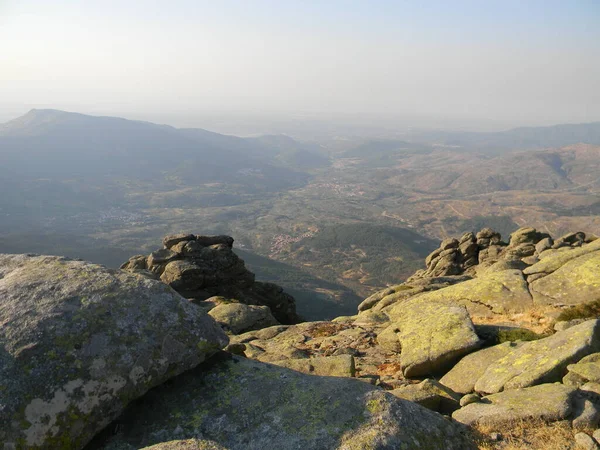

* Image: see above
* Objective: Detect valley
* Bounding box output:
[1,110,599,319]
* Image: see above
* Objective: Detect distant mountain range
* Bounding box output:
[0,109,328,186]
[407,121,600,153]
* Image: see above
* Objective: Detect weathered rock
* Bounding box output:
[582,382,600,396]
[452,383,575,426]
[208,303,279,334]
[271,354,356,377]
[377,325,402,353]
[475,319,600,394]
[195,235,234,248]
[555,319,588,332]
[389,379,461,413]
[124,234,299,324]
[524,238,600,277]
[572,395,600,429]
[386,300,481,377]
[119,254,148,271]
[439,341,523,395]
[504,243,536,259]
[509,227,549,247]
[0,254,228,449]
[460,393,481,407]
[535,237,554,255]
[528,249,600,306]
[575,432,600,450]
[96,354,477,450]
[395,269,533,316]
[478,245,505,263]
[564,353,600,386]
[440,238,460,250]
[148,248,180,267]
[460,232,476,245]
[163,233,196,249]
[142,440,227,450]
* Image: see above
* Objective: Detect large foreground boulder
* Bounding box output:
[475,319,600,394]
[0,254,228,449]
[94,354,476,450]
[385,300,481,377]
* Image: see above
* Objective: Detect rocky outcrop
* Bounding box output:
[95,354,477,450]
[384,300,481,376]
[528,245,600,306]
[361,227,600,316]
[474,319,600,394]
[121,233,299,325]
[0,254,228,449]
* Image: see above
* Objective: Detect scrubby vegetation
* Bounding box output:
[557,299,600,322]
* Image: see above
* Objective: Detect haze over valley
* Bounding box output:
[1,108,599,319]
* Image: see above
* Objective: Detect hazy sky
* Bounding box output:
[1,0,600,129]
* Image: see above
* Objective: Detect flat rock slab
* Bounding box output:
[390,270,533,315]
[271,354,356,377]
[529,250,600,306]
[95,354,476,450]
[475,319,600,394]
[386,300,481,377]
[143,441,227,450]
[440,341,523,395]
[0,254,228,449]
[452,383,576,426]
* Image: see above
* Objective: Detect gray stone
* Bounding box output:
[208,303,279,334]
[388,379,460,413]
[453,383,575,426]
[575,432,600,450]
[460,393,481,407]
[439,341,522,395]
[163,233,195,249]
[271,354,356,378]
[475,319,600,394]
[0,254,228,449]
[386,299,481,377]
[97,354,477,450]
[142,441,227,450]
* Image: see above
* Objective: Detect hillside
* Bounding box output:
[1,110,600,323]
[407,121,600,153]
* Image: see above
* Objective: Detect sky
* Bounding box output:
[1,0,600,131]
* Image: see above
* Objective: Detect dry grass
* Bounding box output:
[472,305,557,335]
[471,419,591,450]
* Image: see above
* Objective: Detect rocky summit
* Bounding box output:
[121,233,299,325]
[2,226,600,449]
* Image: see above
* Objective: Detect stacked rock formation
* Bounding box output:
[121,233,299,326]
